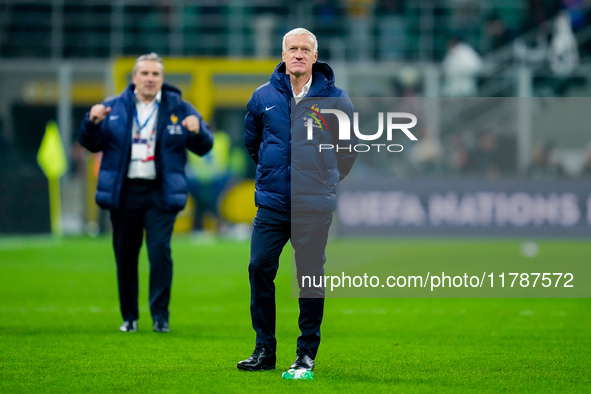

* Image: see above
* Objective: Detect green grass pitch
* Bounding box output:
[1,236,590,392]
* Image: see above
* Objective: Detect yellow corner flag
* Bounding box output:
[37,120,68,237]
[37,120,67,179]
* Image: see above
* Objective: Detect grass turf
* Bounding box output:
[0,236,590,393]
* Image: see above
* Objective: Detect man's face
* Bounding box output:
[282,34,318,77]
[132,60,164,102]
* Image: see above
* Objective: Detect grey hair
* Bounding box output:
[132,52,164,75]
[282,28,318,54]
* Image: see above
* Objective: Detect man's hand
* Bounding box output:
[89,104,111,124]
[182,115,200,134]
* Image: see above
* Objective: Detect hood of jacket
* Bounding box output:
[269,61,336,98]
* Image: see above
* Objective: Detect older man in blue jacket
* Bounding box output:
[79,53,213,333]
[237,28,357,372]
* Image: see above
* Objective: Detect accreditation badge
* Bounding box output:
[131,141,148,160]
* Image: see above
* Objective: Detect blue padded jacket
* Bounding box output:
[244,61,357,214]
[79,83,213,212]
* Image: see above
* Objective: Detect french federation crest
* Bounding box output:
[167,114,183,135]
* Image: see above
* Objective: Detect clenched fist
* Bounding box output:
[89,104,111,124]
[181,115,200,134]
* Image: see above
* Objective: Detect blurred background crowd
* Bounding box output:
[0,0,585,63]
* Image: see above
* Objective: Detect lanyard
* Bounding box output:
[133,102,159,139]
[132,103,159,163]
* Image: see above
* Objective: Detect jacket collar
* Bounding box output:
[134,89,162,105]
[270,61,335,97]
[125,82,182,108]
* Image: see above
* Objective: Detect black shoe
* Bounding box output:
[119,320,137,332]
[237,347,276,371]
[290,354,315,371]
[153,321,170,333]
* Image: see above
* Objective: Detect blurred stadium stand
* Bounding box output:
[1,0,591,235]
[0,0,538,61]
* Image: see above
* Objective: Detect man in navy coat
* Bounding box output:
[237,28,357,372]
[79,53,213,333]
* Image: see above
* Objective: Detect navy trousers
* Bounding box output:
[249,207,332,359]
[110,178,177,324]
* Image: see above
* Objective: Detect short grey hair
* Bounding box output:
[132,52,164,75]
[282,28,318,54]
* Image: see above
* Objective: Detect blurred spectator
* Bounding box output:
[376,0,406,61]
[344,0,376,61]
[254,14,276,58]
[397,66,423,112]
[474,132,501,178]
[410,129,444,175]
[548,11,579,76]
[527,142,566,179]
[513,0,560,66]
[441,37,483,96]
[449,134,472,175]
[485,11,514,52]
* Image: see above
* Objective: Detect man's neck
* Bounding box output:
[138,95,156,105]
[289,72,311,96]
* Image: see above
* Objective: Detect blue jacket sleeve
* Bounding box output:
[78,112,106,153]
[333,94,358,180]
[185,103,214,156]
[244,94,263,164]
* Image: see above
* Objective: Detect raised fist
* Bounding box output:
[181,115,200,134]
[89,104,111,124]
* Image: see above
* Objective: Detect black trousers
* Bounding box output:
[110,178,177,324]
[249,207,332,359]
